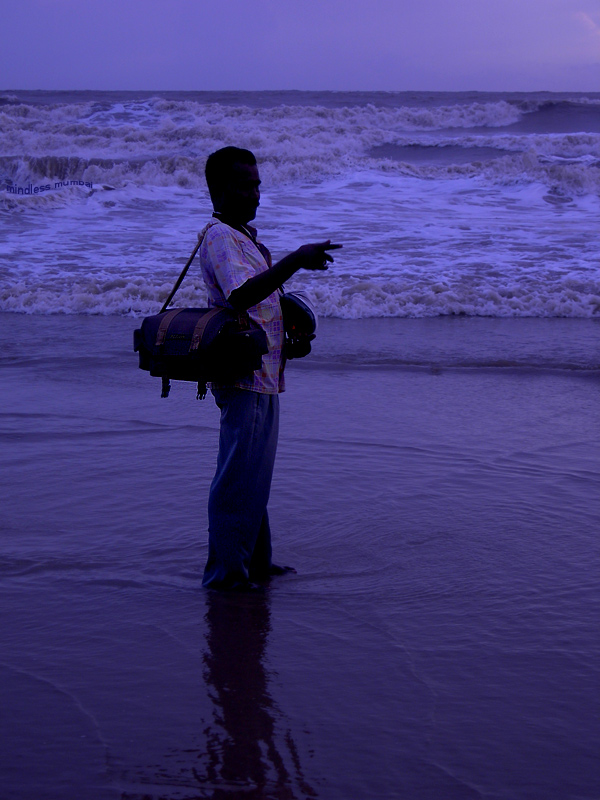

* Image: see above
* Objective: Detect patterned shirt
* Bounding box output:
[199,218,285,394]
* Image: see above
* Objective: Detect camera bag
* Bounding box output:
[134,236,268,398]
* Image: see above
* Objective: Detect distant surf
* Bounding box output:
[1,90,599,317]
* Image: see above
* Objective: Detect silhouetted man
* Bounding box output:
[199,146,341,591]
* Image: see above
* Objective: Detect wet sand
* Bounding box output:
[0,314,598,800]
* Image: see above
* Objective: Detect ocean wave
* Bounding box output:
[1,154,206,192]
[2,273,599,319]
[2,95,599,197]
[0,94,22,107]
[0,98,524,178]
[2,143,599,203]
[311,276,600,319]
[2,94,598,322]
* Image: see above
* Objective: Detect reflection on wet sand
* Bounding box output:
[198,591,316,799]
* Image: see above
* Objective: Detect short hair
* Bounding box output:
[205,147,257,203]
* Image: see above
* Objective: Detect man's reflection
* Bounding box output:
[198,590,316,799]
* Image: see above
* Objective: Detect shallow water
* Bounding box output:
[0,314,598,799]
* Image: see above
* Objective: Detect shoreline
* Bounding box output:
[0,311,598,372]
[1,310,598,799]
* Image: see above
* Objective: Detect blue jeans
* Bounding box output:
[203,388,280,589]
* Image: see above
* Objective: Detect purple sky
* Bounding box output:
[3,0,600,91]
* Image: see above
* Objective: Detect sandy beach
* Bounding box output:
[0,313,598,799]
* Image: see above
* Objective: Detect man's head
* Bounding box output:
[205,146,260,224]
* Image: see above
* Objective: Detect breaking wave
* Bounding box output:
[2,91,599,320]
[1,94,599,194]
[2,273,599,319]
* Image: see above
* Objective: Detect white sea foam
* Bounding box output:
[2,95,599,193]
[1,169,598,318]
[1,92,599,318]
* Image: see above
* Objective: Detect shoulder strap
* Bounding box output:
[155,308,184,346]
[190,307,223,351]
[159,231,207,314]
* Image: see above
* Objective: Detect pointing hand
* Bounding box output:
[294,240,343,271]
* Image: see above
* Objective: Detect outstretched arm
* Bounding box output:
[228,241,342,311]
